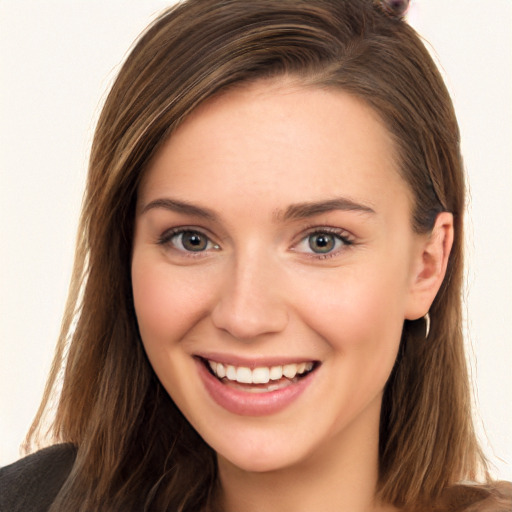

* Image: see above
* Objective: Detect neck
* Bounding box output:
[215,396,398,512]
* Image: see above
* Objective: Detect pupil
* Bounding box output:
[183,231,207,251]
[309,233,334,253]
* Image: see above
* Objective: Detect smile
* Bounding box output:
[196,356,319,416]
[206,359,315,385]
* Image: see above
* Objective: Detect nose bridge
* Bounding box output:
[211,246,288,339]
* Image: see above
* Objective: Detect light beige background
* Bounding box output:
[1,0,510,479]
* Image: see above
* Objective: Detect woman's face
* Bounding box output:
[132,80,427,474]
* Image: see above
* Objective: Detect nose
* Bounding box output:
[211,252,289,340]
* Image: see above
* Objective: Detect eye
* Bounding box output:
[308,233,338,254]
[294,229,353,257]
[159,229,219,253]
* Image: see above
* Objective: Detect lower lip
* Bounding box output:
[196,359,316,416]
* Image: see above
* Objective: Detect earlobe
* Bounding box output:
[405,212,454,321]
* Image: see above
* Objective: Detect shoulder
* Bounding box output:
[429,481,512,512]
[0,443,77,512]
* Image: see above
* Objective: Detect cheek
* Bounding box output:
[301,267,405,333]
[291,263,408,380]
[131,254,214,347]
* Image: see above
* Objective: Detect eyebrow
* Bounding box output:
[277,197,375,222]
[141,198,218,220]
[140,196,375,222]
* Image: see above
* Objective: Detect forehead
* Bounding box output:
[139,79,411,220]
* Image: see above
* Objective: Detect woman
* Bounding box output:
[1,0,510,510]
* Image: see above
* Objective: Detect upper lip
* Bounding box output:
[195,352,318,369]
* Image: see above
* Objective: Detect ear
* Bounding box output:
[404,212,454,320]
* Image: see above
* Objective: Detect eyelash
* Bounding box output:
[157,226,355,260]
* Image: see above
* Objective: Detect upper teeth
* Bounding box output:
[208,360,314,385]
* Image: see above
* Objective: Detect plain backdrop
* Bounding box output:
[1,0,511,480]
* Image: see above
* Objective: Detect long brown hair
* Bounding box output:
[26,0,489,509]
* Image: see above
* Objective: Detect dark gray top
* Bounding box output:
[0,444,76,512]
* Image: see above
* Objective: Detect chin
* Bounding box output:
[208,423,318,475]
[217,446,306,474]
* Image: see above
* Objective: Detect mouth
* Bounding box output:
[198,356,319,394]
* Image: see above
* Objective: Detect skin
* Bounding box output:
[131,79,453,512]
